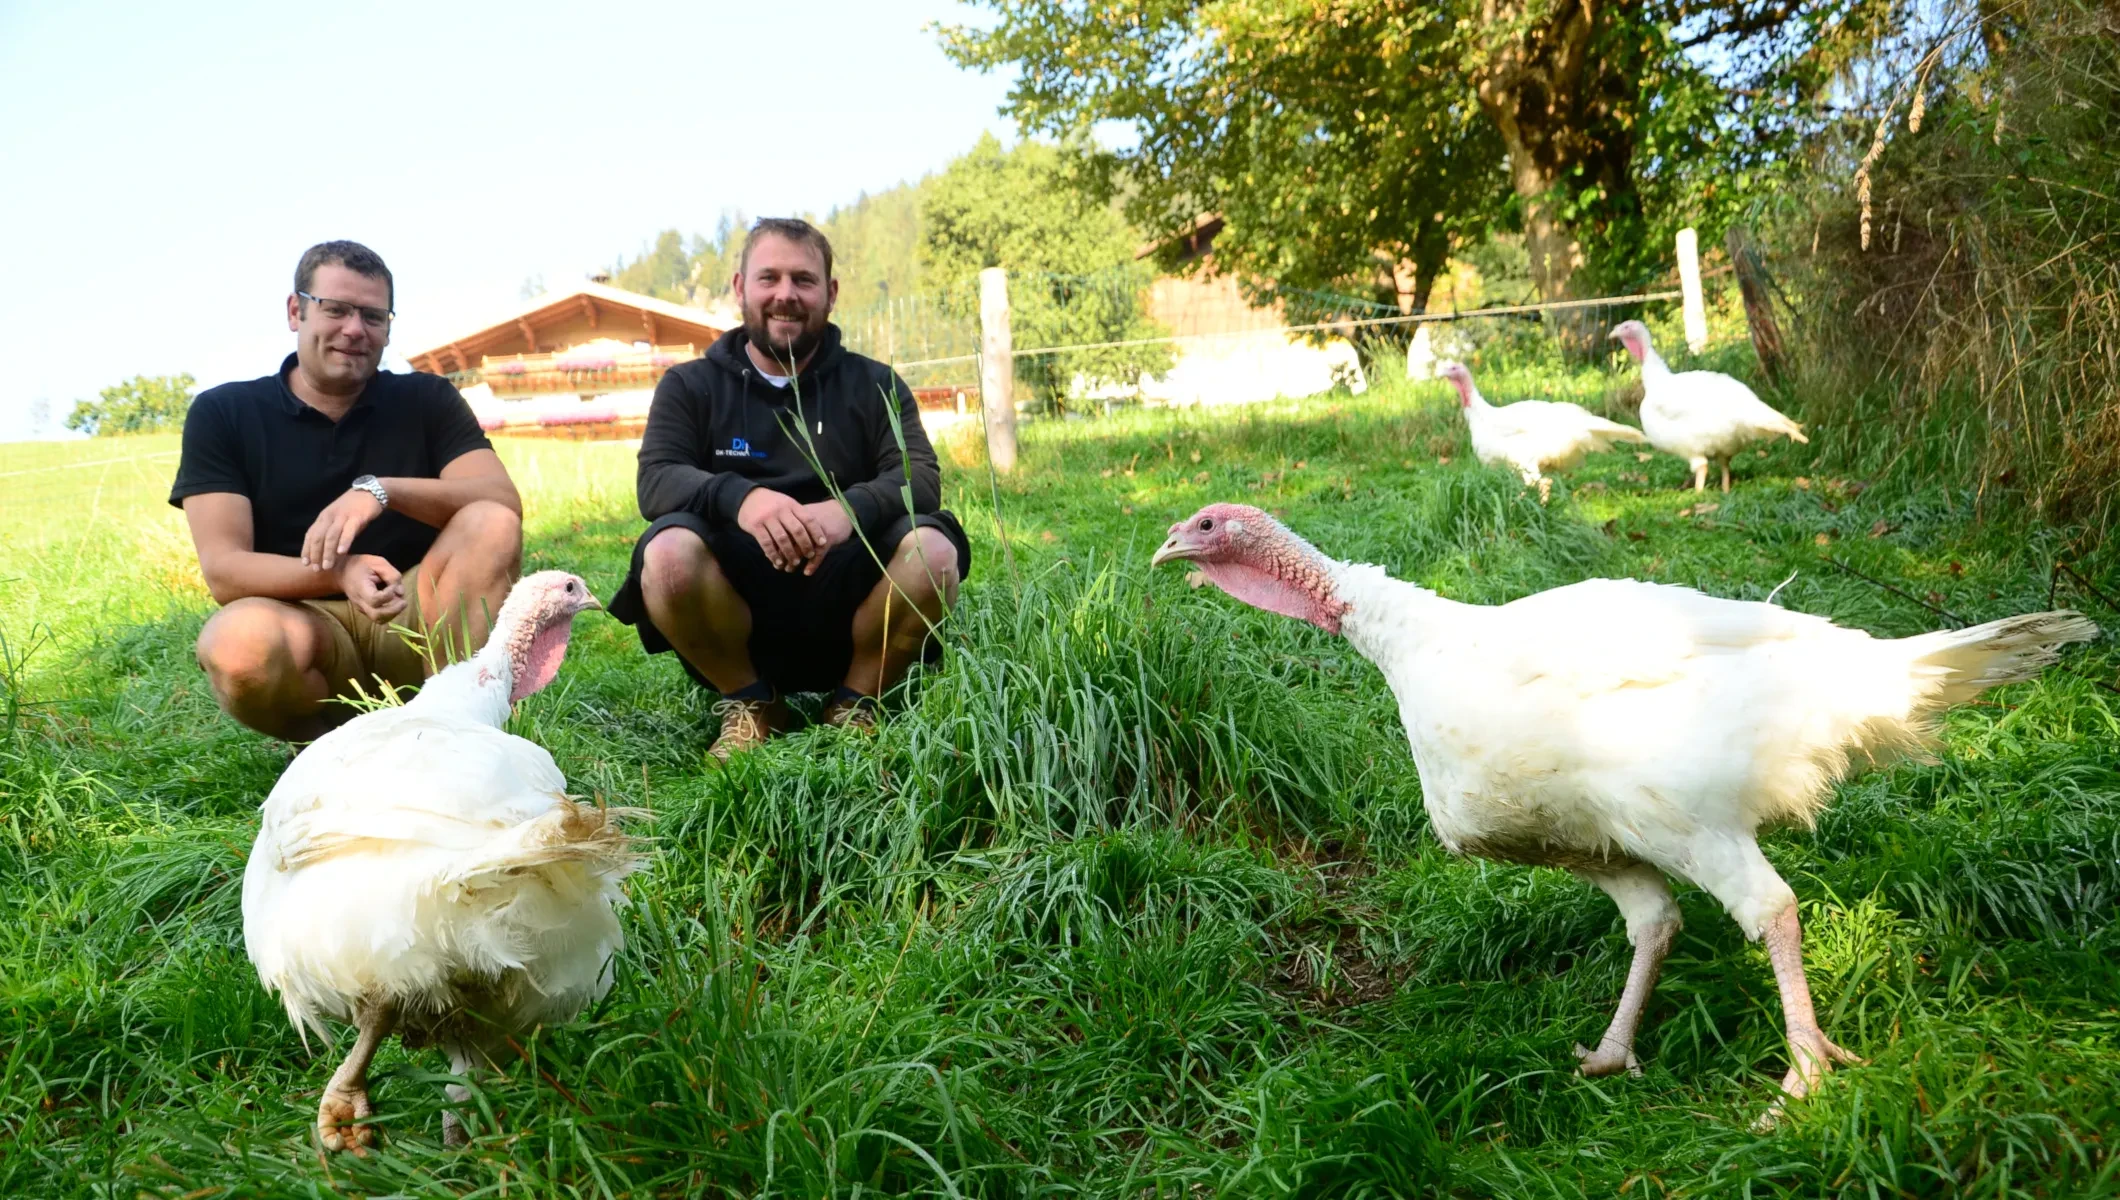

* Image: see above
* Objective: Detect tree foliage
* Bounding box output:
[65,373,195,438]
[941,0,1896,304]
[610,229,697,303]
[921,134,1174,410]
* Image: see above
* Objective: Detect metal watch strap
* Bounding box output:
[351,474,389,510]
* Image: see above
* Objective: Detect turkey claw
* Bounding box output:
[1573,1041,1641,1078]
[318,1086,377,1154]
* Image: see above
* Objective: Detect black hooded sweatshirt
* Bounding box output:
[635,324,942,539]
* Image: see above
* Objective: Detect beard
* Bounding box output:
[743,301,828,368]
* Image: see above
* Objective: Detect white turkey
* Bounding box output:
[243,570,639,1152]
[1610,320,1808,492]
[1442,360,1648,502]
[1153,503,2095,1118]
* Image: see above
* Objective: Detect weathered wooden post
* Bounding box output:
[978,267,1018,474]
[1676,227,1708,354]
[1725,226,1788,384]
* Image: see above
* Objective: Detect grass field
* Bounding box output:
[2,340,2117,1197]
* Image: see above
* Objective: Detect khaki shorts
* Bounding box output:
[299,563,436,699]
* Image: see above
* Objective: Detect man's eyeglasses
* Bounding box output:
[297,291,393,329]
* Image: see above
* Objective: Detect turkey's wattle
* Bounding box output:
[242,570,640,1153]
[1154,504,1348,632]
[1157,502,2097,1121]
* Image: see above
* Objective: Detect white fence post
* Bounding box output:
[1676,227,1708,354]
[979,267,1017,474]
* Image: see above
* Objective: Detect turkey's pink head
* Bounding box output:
[491,570,601,704]
[1152,503,1350,634]
[1609,320,1653,363]
[1438,361,1477,407]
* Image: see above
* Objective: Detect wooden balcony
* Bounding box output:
[479,343,698,396]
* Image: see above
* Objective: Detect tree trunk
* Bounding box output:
[1471,0,1645,318]
[1409,218,1451,315]
[1725,226,1788,384]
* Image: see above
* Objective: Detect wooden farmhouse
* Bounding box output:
[405,281,732,439]
[1118,214,1370,406]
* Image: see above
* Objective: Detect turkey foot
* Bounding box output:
[1573,1039,1641,1077]
[319,1085,377,1154]
[318,1000,394,1154]
[1755,904,1863,1125]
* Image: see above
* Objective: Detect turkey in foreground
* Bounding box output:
[1610,319,1808,492]
[243,570,639,1152]
[1442,360,1648,502]
[1153,504,2095,1116]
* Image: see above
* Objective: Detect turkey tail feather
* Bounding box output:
[441,799,646,891]
[1902,610,2098,710]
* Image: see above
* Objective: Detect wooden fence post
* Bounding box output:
[1676,227,1708,354]
[1724,226,1788,384]
[979,267,1018,474]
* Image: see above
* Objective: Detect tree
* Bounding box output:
[941,0,1889,304]
[921,134,1174,410]
[821,184,927,314]
[65,373,195,437]
[610,230,694,303]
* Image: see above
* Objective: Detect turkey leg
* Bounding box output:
[440,1034,512,1147]
[319,999,395,1154]
[1573,864,1681,1077]
[1763,903,1863,1101]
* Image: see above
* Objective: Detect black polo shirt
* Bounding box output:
[168,353,493,572]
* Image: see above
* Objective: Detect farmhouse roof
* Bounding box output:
[404,281,733,375]
[1135,212,1225,264]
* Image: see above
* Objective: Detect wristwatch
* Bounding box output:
[350,474,389,510]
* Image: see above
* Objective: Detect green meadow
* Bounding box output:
[3,341,2117,1197]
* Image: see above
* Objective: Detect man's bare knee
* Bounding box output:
[444,500,523,571]
[197,601,298,701]
[888,528,960,607]
[640,527,721,602]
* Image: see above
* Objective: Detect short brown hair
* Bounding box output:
[740,218,833,280]
[295,240,394,310]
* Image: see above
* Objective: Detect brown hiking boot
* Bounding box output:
[708,696,789,761]
[819,691,880,734]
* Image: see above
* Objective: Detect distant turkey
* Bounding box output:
[1442,360,1648,502]
[1610,320,1807,492]
[1154,502,2095,1119]
[243,570,638,1152]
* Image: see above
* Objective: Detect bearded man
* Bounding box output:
[607,218,970,759]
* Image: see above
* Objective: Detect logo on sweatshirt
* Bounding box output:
[715,437,769,459]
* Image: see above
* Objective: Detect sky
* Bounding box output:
[0,0,1021,441]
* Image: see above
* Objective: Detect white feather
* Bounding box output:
[1456,368,1648,489]
[242,597,638,1050]
[1329,563,2096,935]
[1627,329,1806,467]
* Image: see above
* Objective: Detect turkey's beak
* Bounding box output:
[1152,526,1203,566]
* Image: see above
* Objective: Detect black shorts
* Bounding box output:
[608,509,972,696]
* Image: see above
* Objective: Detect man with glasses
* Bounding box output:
[170,240,525,741]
